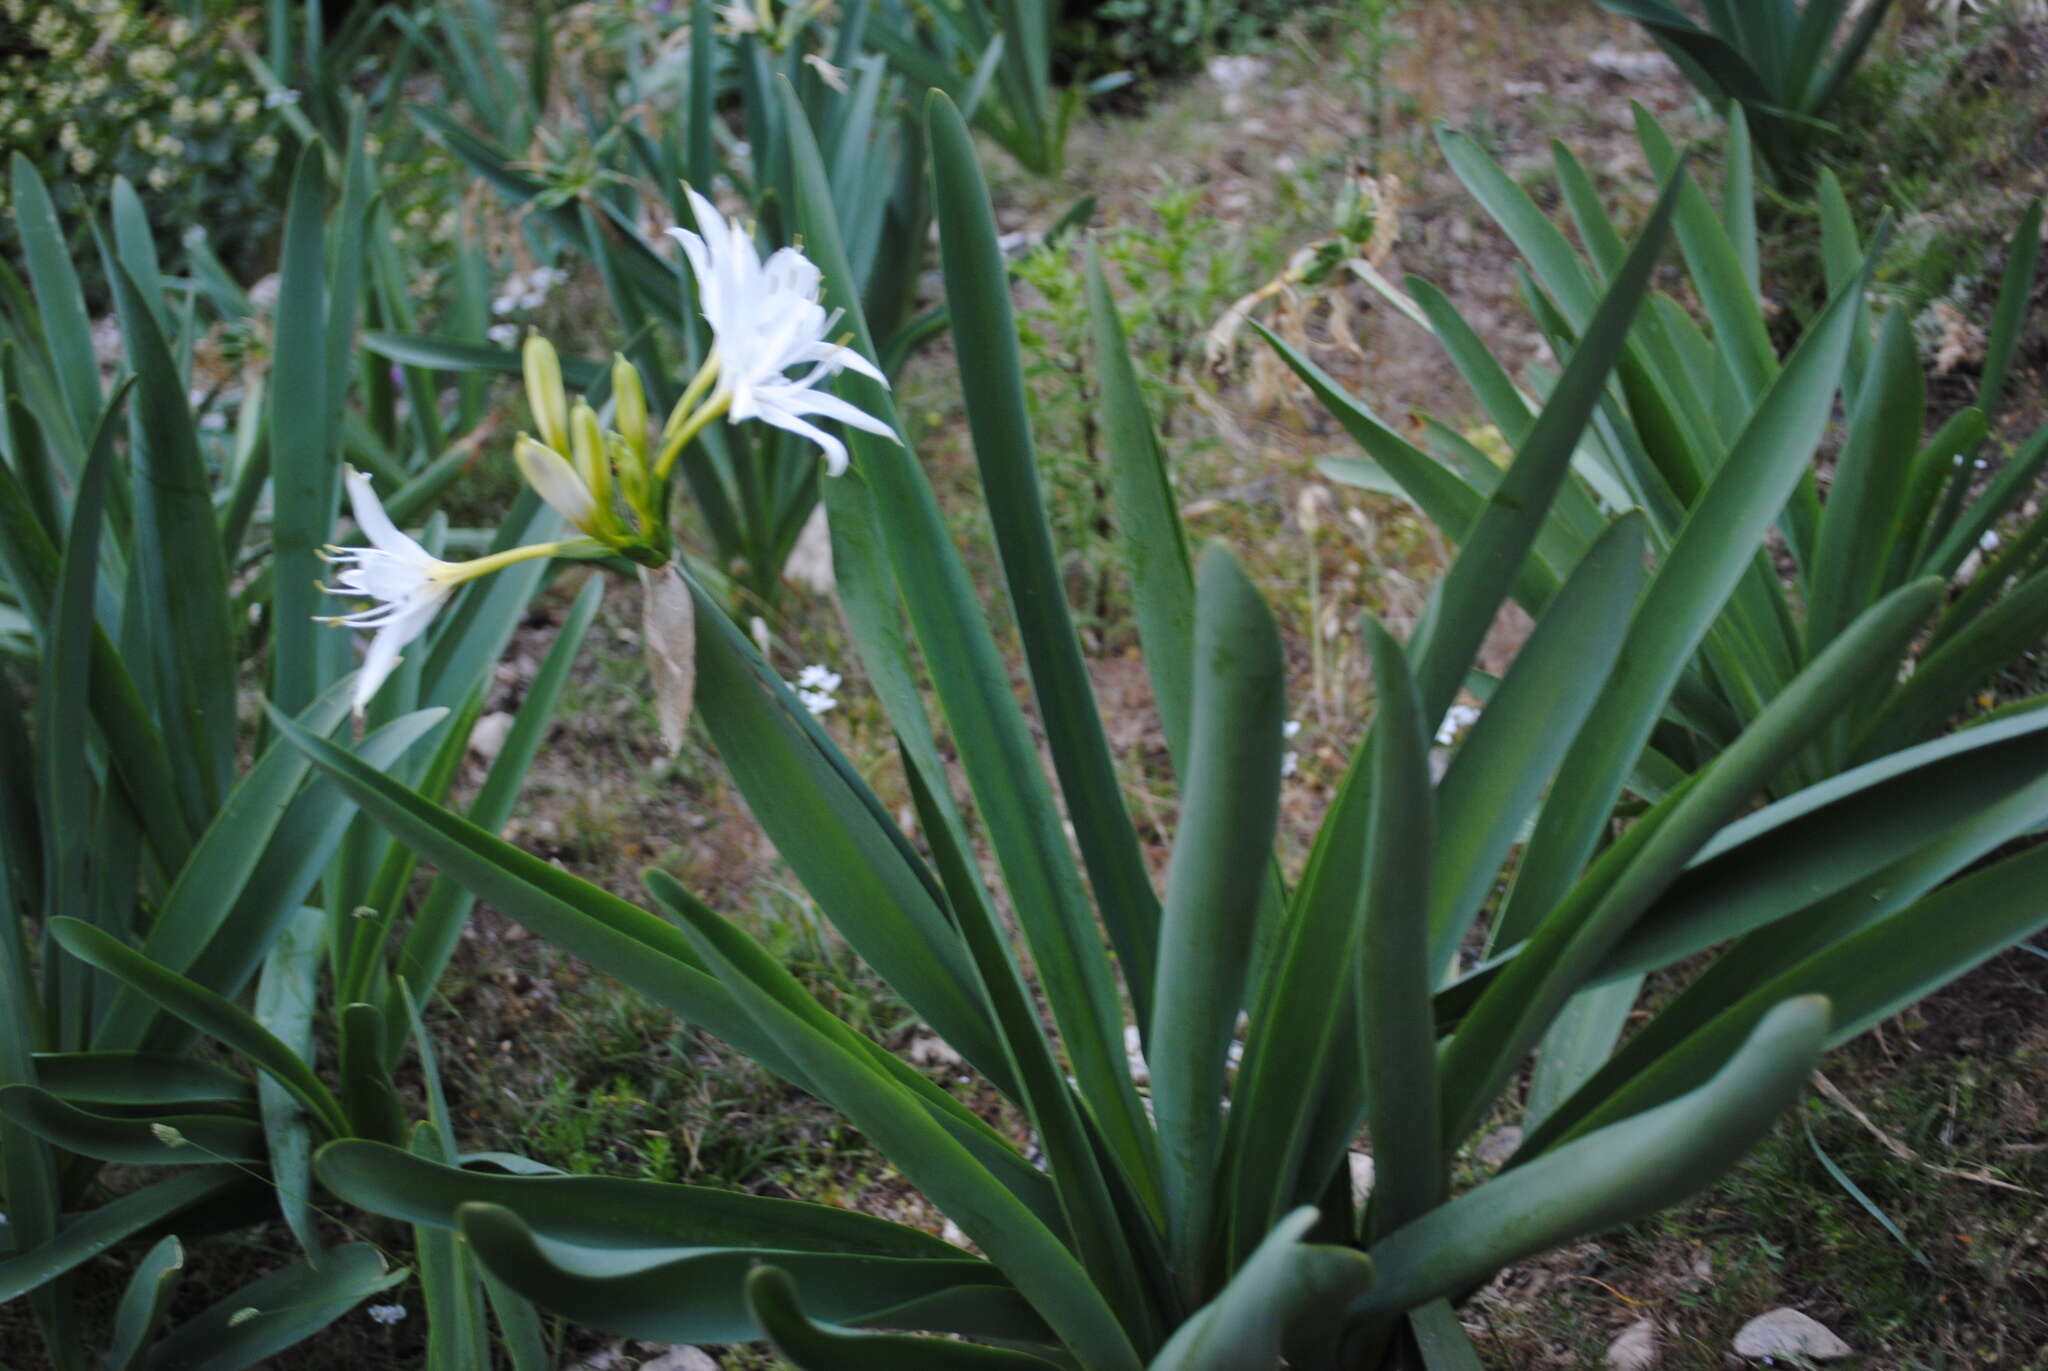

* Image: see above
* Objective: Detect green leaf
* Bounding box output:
[28,1052,250,1107]
[109,262,238,820]
[0,1085,263,1163]
[1352,997,1827,1318]
[450,1199,1046,1347]
[1409,166,1681,733]
[1805,311,1924,655]
[1428,514,1646,975]
[139,1243,406,1371]
[1443,577,1939,1142]
[1357,622,1441,1242]
[660,880,1143,1370]
[1149,1209,1374,1371]
[1977,197,2044,419]
[1491,237,1874,951]
[9,155,97,460]
[1148,547,1285,1285]
[0,1169,242,1303]
[920,94,1154,1194]
[255,906,325,1257]
[1536,840,2048,1153]
[1087,246,1196,777]
[48,919,350,1138]
[270,145,334,718]
[746,1266,1065,1369]
[106,1235,182,1371]
[319,1137,963,1254]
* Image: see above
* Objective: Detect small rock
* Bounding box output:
[635,1348,717,1371]
[782,504,835,593]
[1732,1308,1852,1362]
[1474,1125,1522,1169]
[941,1219,971,1249]
[468,711,516,765]
[1348,1151,1375,1208]
[1124,1023,1150,1086]
[906,1033,963,1069]
[1605,1318,1657,1371]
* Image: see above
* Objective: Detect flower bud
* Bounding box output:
[522,333,570,454]
[515,433,598,533]
[612,354,648,457]
[569,402,612,517]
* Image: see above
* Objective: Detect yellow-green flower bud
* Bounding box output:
[522,333,570,455]
[569,401,612,521]
[612,354,648,458]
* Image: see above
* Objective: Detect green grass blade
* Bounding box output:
[137,1244,405,1371]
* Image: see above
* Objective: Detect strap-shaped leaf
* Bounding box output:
[661,877,1143,1370]
[687,573,1014,1093]
[105,1235,182,1371]
[8,154,97,459]
[1149,1208,1374,1371]
[1357,622,1441,1242]
[1492,238,1874,949]
[1149,547,1285,1286]
[1351,996,1826,1319]
[318,1137,965,1254]
[109,259,237,819]
[1429,514,1646,975]
[28,1052,249,1107]
[256,905,324,1257]
[0,1168,243,1303]
[139,1243,405,1371]
[1805,311,1924,654]
[0,1085,264,1164]
[746,1265,1065,1369]
[1442,577,1939,1142]
[916,94,1154,1190]
[1087,246,1196,777]
[48,919,350,1138]
[1533,837,2048,1156]
[1409,166,1681,733]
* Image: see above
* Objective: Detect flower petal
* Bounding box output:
[343,467,436,564]
[749,404,850,476]
[756,383,900,440]
[351,589,445,718]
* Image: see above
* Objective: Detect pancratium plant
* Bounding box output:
[279,91,2048,1369]
[322,190,894,725]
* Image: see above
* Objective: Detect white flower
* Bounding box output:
[1435,703,1482,749]
[1981,530,2002,552]
[666,188,896,475]
[792,664,841,716]
[320,468,465,718]
[264,87,301,108]
[486,322,520,348]
[366,1302,408,1325]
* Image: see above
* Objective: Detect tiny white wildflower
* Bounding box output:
[1981,530,2002,553]
[665,187,897,475]
[486,322,520,348]
[366,1302,408,1325]
[264,87,301,108]
[1434,703,1482,748]
[1281,750,1299,778]
[797,663,842,693]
